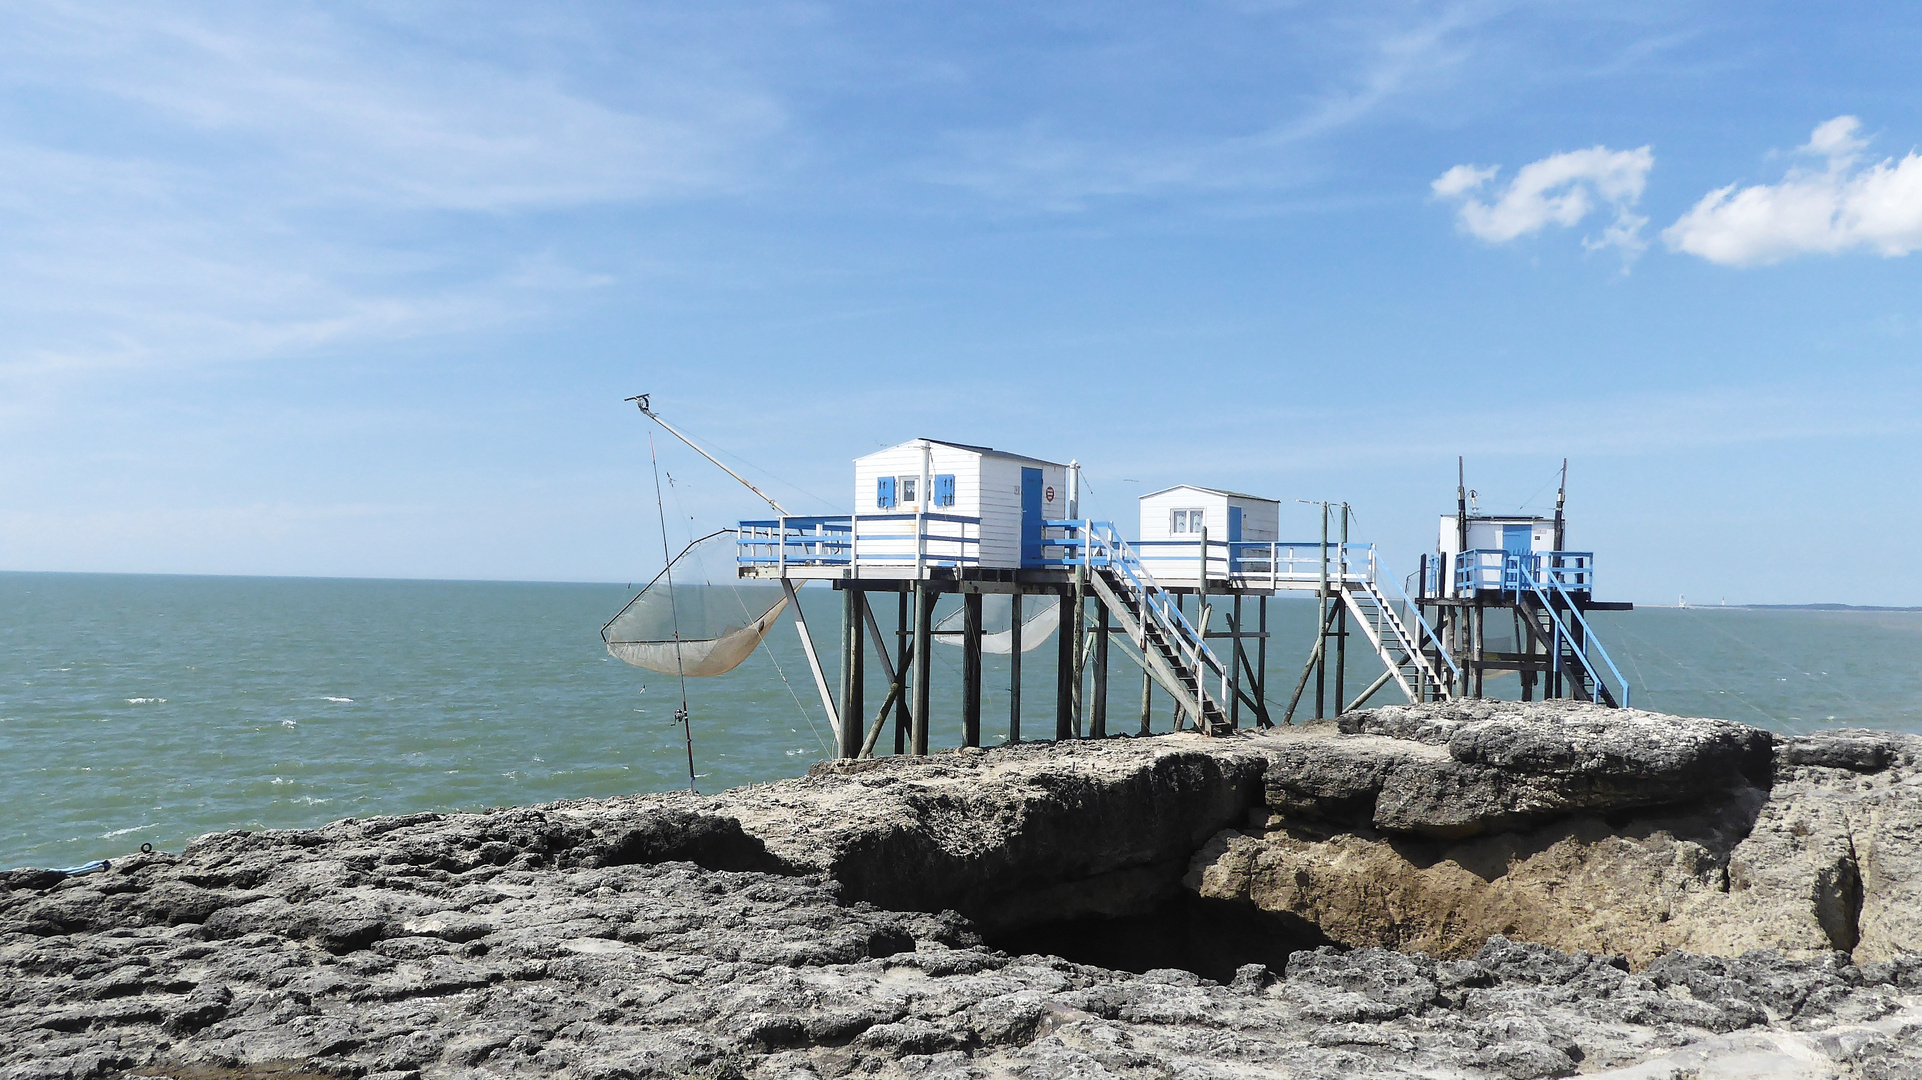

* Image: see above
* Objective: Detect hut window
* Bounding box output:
[1171,508,1204,534]
[898,476,918,504]
[934,474,956,507]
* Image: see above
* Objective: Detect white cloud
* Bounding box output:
[1663,116,1922,266]
[1431,145,1655,257]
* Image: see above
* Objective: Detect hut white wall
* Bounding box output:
[976,455,1067,567]
[852,441,1064,569]
[1137,487,1279,542]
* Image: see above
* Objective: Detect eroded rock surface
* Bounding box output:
[1,704,1918,1079]
[1192,704,1922,971]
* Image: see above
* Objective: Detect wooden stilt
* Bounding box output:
[839,588,864,758]
[1139,668,1152,735]
[1055,587,1074,741]
[1091,599,1109,738]
[895,588,910,755]
[962,592,982,748]
[1229,594,1243,729]
[912,584,932,755]
[1257,595,1270,725]
[1071,568,1087,738]
[1008,592,1023,743]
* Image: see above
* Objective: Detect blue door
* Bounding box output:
[1020,467,1044,567]
[1502,524,1532,583]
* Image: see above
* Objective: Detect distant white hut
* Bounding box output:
[1137,485,1279,544]
[853,439,1068,569]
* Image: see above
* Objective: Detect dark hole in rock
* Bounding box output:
[988,893,1333,985]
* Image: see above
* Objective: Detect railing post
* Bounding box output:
[778,516,788,578]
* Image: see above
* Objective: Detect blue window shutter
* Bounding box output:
[877,476,895,508]
[935,474,956,507]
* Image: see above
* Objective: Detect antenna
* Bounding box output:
[1553,458,1567,550]
[1456,456,1469,552]
[626,395,791,517]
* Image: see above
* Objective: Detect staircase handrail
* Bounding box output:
[1514,557,1631,708]
[1367,562,1461,685]
[1073,520,1231,715]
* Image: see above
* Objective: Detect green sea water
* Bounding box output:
[4,571,1919,869]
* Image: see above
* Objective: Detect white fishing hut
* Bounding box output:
[1413,468,1632,707]
[849,439,1070,572]
[1435,514,1558,593]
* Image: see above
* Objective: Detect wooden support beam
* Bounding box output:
[912,583,932,755]
[1055,586,1075,741]
[782,580,842,735]
[1256,595,1270,727]
[1283,598,1342,725]
[1091,598,1109,738]
[1009,592,1023,743]
[895,589,910,755]
[962,592,982,748]
[1343,668,1395,714]
[1229,595,1243,729]
[858,640,914,758]
[838,588,864,758]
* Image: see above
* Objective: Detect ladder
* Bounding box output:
[1076,522,1233,734]
[1339,576,1456,705]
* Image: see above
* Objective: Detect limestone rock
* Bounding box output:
[1,706,1918,1079]
[1200,705,1922,969]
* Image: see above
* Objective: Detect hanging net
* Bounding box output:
[603,530,788,677]
[931,594,1059,654]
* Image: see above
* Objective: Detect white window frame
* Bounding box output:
[1171,508,1203,534]
[898,475,918,504]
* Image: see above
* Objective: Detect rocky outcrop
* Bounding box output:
[1,703,1918,1079]
[1191,703,1922,970]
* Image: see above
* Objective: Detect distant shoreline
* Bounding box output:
[1735,603,1922,612]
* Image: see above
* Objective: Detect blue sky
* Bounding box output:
[1,1,1918,604]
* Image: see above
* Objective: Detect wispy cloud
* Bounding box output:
[0,2,788,391]
[1664,116,1922,266]
[918,2,1497,210]
[1431,145,1654,258]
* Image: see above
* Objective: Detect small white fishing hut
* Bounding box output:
[1136,485,1280,545]
[852,439,1069,571]
[1414,462,1632,706]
